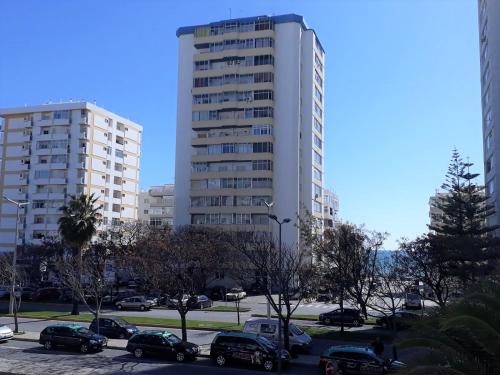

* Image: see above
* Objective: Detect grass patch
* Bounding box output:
[1,311,242,331]
[205,306,251,313]
[302,326,394,342]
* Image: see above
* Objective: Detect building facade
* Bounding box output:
[138,184,175,226]
[174,14,325,247]
[323,188,339,228]
[478,0,500,230]
[0,102,142,252]
[428,192,448,231]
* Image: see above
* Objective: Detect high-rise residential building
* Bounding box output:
[323,188,339,228]
[428,191,448,231]
[138,184,175,226]
[174,14,325,246]
[478,0,500,230]
[0,102,142,252]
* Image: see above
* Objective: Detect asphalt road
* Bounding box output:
[0,340,316,375]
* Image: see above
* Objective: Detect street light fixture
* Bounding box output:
[268,214,291,375]
[2,195,29,318]
[263,200,274,319]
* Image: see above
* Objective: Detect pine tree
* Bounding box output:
[428,149,500,282]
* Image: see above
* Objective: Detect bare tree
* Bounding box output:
[57,242,114,334]
[0,253,28,333]
[233,232,314,351]
[368,255,408,332]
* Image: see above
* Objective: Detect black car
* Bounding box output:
[89,317,139,339]
[375,311,419,330]
[319,308,364,326]
[39,324,107,353]
[189,295,213,309]
[126,330,199,362]
[319,345,407,374]
[210,331,290,372]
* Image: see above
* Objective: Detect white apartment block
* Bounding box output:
[0,102,142,252]
[323,188,339,228]
[174,14,325,247]
[138,184,175,226]
[479,0,500,231]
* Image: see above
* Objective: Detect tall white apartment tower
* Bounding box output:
[479,0,500,230]
[0,102,142,251]
[175,14,325,246]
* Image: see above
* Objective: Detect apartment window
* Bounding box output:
[314,86,323,103]
[313,183,322,198]
[34,170,50,179]
[254,107,273,118]
[236,178,252,189]
[254,90,274,101]
[255,19,273,31]
[149,218,163,226]
[252,125,272,135]
[315,70,323,87]
[315,53,323,72]
[235,196,252,206]
[116,136,124,145]
[254,55,274,66]
[194,77,209,88]
[32,201,46,209]
[488,179,495,195]
[314,168,322,181]
[485,110,493,128]
[486,131,493,150]
[194,61,209,71]
[41,112,51,120]
[113,176,122,185]
[486,157,493,174]
[255,37,273,48]
[252,178,272,188]
[253,142,273,153]
[112,204,121,213]
[234,213,251,225]
[107,147,112,155]
[314,118,322,133]
[254,72,273,83]
[115,149,124,158]
[314,103,323,117]
[313,201,322,213]
[314,134,322,149]
[192,215,205,225]
[252,160,273,171]
[53,110,70,119]
[314,151,322,165]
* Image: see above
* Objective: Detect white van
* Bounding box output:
[243,318,312,353]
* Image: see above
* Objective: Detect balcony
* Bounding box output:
[37,133,69,141]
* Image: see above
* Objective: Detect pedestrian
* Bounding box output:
[371,337,384,357]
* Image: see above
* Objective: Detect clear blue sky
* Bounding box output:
[0,0,482,249]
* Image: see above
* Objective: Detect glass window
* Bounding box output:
[314,168,322,181]
[314,134,322,149]
[314,151,322,165]
[313,201,322,213]
[261,324,276,334]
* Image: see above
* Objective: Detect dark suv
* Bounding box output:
[126,330,199,362]
[39,324,107,353]
[319,345,406,374]
[89,317,139,339]
[210,331,290,372]
[319,308,364,326]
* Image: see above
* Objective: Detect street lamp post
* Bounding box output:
[268,214,291,375]
[2,195,29,317]
[263,200,274,320]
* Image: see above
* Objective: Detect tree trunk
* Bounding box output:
[283,317,290,351]
[340,290,345,333]
[13,295,19,333]
[236,300,240,325]
[71,247,82,316]
[180,310,187,341]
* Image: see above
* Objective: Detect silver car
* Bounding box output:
[0,325,14,342]
[116,296,153,311]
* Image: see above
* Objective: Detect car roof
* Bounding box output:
[245,318,279,324]
[328,345,375,355]
[46,323,83,329]
[215,331,260,340]
[138,330,175,337]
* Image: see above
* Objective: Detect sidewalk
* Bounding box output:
[11,330,319,367]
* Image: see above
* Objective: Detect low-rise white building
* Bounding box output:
[138,184,175,226]
[0,102,142,251]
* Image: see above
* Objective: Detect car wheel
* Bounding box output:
[119,333,126,339]
[325,360,339,375]
[134,348,144,358]
[176,351,185,362]
[215,354,226,366]
[325,317,332,325]
[140,305,145,311]
[44,340,52,350]
[263,359,274,372]
[80,343,89,353]
[117,304,123,310]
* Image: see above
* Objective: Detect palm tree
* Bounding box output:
[58,194,102,315]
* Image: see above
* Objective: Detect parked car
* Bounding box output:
[376,311,420,330]
[0,325,14,342]
[319,345,407,374]
[102,291,135,305]
[189,295,213,309]
[20,287,35,300]
[89,317,139,339]
[243,318,312,354]
[210,331,290,372]
[319,308,364,326]
[225,287,246,301]
[116,296,153,311]
[145,293,166,306]
[39,324,107,353]
[32,287,61,301]
[316,293,333,302]
[126,330,199,362]
[166,294,190,308]
[207,286,226,301]
[0,287,10,299]
[403,293,422,310]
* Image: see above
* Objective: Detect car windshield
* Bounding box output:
[165,333,181,344]
[76,327,90,335]
[114,318,129,326]
[257,336,277,350]
[289,323,304,335]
